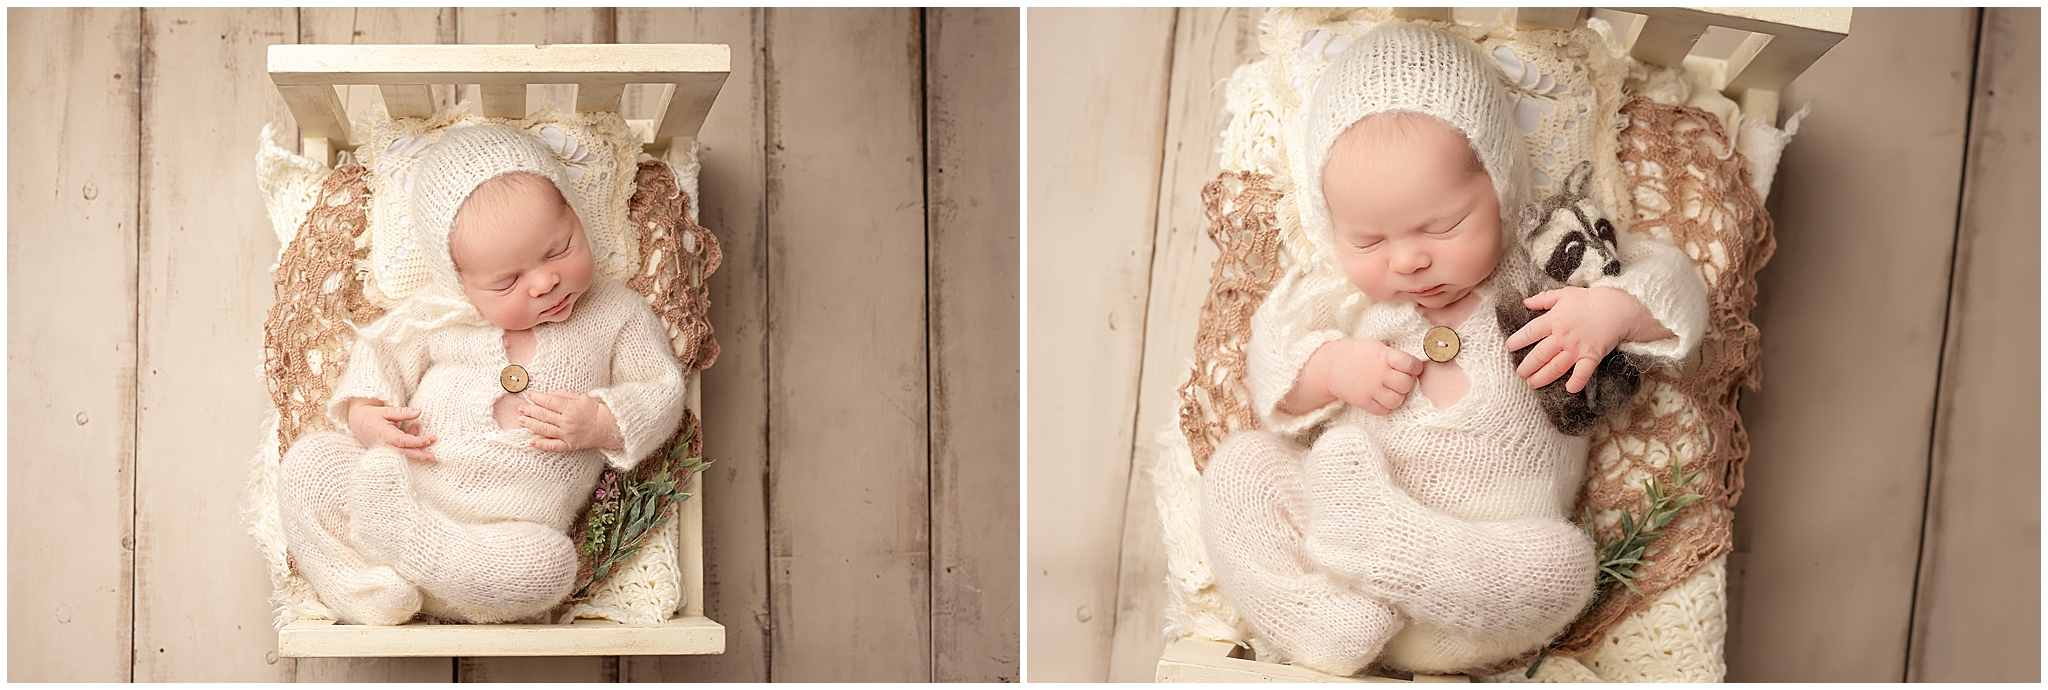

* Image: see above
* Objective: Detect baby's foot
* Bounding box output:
[1251,573,1401,677]
[324,564,422,626]
[349,445,417,567]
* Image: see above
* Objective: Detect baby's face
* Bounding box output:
[1323,114,1501,310]
[450,173,594,331]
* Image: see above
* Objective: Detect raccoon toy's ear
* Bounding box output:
[1565,160,1594,198]
[1514,202,1545,244]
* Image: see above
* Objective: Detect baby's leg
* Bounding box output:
[278,431,422,625]
[350,446,578,624]
[1301,424,1595,643]
[1203,431,1401,677]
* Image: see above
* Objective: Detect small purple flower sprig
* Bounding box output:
[573,427,713,598]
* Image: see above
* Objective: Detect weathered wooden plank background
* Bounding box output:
[1025,7,2040,683]
[7,7,1019,683]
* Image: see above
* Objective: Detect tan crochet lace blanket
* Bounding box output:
[262,160,722,595]
[1180,96,1772,666]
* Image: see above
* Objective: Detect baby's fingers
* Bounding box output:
[1527,350,1577,389]
[1505,314,1552,352]
[1516,339,1561,380]
[1384,349,1425,376]
[1564,357,1598,394]
[396,447,436,462]
[387,431,437,448]
[521,416,564,440]
[1371,388,1406,414]
[529,436,573,452]
[1384,369,1417,395]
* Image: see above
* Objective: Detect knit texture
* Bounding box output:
[1301,22,1529,248]
[1170,10,1762,680]
[284,277,686,624]
[1209,282,1624,675]
[251,111,719,627]
[353,106,643,307]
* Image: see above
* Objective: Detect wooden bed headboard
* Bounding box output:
[1393,7,1854,125]
[268,43,731,166]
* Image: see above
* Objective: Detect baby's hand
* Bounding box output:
[346,398,438,462]
[1505,287,1658,393]
[1322,339,1425,416]
[520,390,624,452]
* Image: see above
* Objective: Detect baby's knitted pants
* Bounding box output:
[280,431,579,624]
[1202,426,1595,675]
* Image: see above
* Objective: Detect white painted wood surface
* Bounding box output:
[616,7,773,684]
[1024,7,1178,683]
[5,8,142,683]
[1907,7,2041,682]
[763,8,932,682]
[927,7,1023,683]
[1109,8,1264,684]
[1730,8,1979,681]
[8,7,1018,683]
[131,8,298,682]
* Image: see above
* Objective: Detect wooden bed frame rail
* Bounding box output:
[269,43,731,166]
[1392,7,1852,125]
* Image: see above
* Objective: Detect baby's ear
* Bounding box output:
[1565,160,1594,198]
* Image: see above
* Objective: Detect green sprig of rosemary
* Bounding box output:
[573,429,714,599]
[1526,464,1703,678]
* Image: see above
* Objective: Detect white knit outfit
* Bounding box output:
[279,125,686,625]
[1201,24,1707,676]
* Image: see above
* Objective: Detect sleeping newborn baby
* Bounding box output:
[1201,24,1707,675]
[280,123,685,625]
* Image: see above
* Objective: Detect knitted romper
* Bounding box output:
[1202,236,1703,675]
[280,277,685,625]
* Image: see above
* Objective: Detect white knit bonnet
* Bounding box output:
[356,123,584,343]
[1302,22,1528,241]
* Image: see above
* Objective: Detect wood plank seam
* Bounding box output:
[1902,7,1987,683]
[132,8,154,682]
[1108,8,1183,679]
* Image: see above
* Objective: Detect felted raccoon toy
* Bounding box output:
[1495,160,1648,435]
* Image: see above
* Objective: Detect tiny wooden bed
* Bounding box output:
[1157,6,1850,683]
[265,42,729,658]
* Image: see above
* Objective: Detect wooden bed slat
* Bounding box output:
[1514,7,1584,31]
[1629,14,1710,68]
[479,83,527,118]
[574,82,625,113]
[379,84,436,119]
[277,84,354,145]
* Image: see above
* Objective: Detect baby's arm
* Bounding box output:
[1505,229,1709,391]
[1281,339,1424,417]
[327,324,436,459]
[1246,262,1395,431]
[537,301,686,471]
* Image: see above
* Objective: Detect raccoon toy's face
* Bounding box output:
[1527,195,1621,288]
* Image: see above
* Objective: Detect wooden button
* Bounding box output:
[501,364,529,393]
[1423,326,1461,363]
